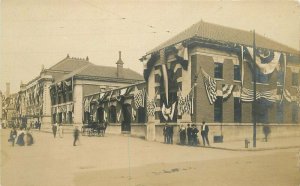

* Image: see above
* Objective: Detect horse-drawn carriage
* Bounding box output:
[81,122,107,137]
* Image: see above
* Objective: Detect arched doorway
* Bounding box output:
[122,104,132,132]
[97,107,104,123]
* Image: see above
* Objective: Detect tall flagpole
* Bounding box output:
[252,30,257,148]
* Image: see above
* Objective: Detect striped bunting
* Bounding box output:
[222,84,235,101]
[201,68,217,104]
[241,87,277,102]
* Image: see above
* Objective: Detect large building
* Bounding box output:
[140,20,300,141]
[15,52,143,127]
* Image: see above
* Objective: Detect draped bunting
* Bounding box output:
[222,84,235,101]
[201,68,217,104]
[241,87,277,102]
[174,43,189,70]
[246,47,281,75]
[84,97,92,112]
[283,89,292,102]
[143,54,159,80]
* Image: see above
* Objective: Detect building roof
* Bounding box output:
[148,20,299,54]
[76,65,143,80]
[52,56,143,83]
[49,56,91,72]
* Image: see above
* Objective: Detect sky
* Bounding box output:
[1,0,300,94]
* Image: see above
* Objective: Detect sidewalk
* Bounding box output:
[32,127,300,151]
[202,136,300,151]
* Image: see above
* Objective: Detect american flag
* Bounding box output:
[134,88,146,108]
[241,87,277,102]
[201,68,217,104]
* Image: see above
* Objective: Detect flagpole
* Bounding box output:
[252,30,257,148]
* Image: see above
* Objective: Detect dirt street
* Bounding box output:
[1,129,299,186]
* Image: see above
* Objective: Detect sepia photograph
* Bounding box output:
[1,0,300,186]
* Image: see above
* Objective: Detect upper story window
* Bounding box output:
[214,63,223,79]
[234,65,241,81]
[292,72,299,86]
[256,71,268,84]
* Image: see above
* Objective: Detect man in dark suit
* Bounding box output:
[187,124,192,146]
[201,121,210,146]
[163,123,168,144]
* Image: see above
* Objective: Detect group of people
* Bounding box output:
[164,121,210,146]
[8,127,34,146]
[52,123,80,146]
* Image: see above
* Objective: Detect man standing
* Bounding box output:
[187,124,192,146]
[192,124,199,146]
[201,121,210,146]
[52,122,58,138]
[163,123,168,144]
[73,126,80,146]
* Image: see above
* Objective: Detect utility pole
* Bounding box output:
[253,30,257,148]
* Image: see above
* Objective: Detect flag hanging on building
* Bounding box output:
[201,68,217,104]
[241,87,277,102]
[134,88,146,108]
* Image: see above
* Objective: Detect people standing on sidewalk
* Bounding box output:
[58,124,63,138]
[201,121,210,146]
[191,124,199,146]
[8,127,17,146]
[52,122,58,138]
[179,124,186,145]
[73,126,80,146]
[187,124,192,146]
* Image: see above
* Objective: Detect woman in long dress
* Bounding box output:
[16,129,25,146]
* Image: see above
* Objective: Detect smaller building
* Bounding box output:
[49,52,144,125]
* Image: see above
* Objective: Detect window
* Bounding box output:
[277,71,284,86]
[256,71,268,84]
[255,99,269,124]
[137,107,146,123]
[234,65,241,81]
[292,103,298,123]
[214,96,223,122]
[276,102,284,123]
[234,97,241,123]
[292,73,299,86]
[155,74,160,83]
[109,106,117,123]
[214,63,223,79]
